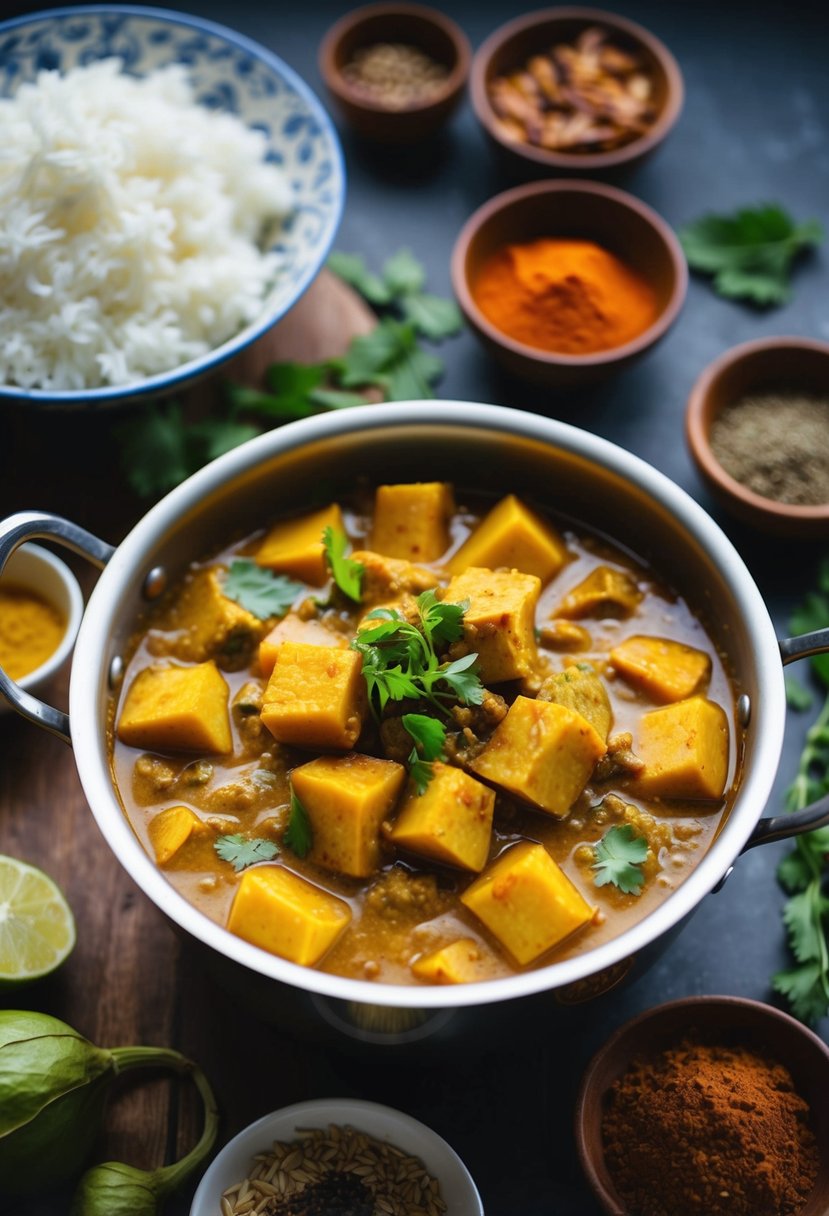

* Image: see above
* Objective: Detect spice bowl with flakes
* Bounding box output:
[575,996,829,1216]
[470,6,683,177]
[451,178,686,387]
[319,3,470,143]
[190,1097,483,1216]
[686,336,829,537]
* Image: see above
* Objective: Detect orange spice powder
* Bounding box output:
[473,237,659,355]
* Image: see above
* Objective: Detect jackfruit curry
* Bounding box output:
[111,483,738,985]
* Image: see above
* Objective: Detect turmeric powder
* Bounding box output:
[0,585,65,681]
[473,238,658,355]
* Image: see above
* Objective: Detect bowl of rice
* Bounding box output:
[0,5,345,407]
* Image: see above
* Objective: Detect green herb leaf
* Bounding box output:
[285,789,313,858]
[307,388,367,410]
[117,402,192,498]
[417,591,466,647]
[778,850,814,895]
[679,204,823,305]
[328,251,392,305]
[215,834,279,872]
[402,713,447,761]
[322,527,364,602]
[400,293,463,340]
[382,248,426,297]
[224,382,317,421]
[223,559,303,620]
[189,418,260,461]
[386,344,443,401]
[592,825,648,895]
[786,676,814,712]
[432,653,485,705]
[773,963,829,1025]
[335,319,415,389]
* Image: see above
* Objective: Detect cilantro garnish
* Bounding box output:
[592,825,648,895]
[285,788,313,858]
[772,558,829,1024]
[322,526,364,602]
[223,559,303,620]
[215,834,279,872]
[328,248,462,340]
[679,203,823,306]
[352,590,483,719]
[402,713,447,794]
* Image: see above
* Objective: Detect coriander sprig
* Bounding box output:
[322,526,364,602]
[214,834,279,872]
[402,713,447,795]
[592,824,648,895]
[352,590,483,719]
[285,788,313,858]
[223,559,303,619]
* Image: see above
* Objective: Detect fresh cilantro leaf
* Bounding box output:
[322,526,364,602]
[400,293,463,340]
[777,850,813,895]
[189,418,260,461]
[118,401,192,498]
[592,825,648,895]
[224,382,317,420]
[786,676,814,712]
[285,788,313,858]
[223,559,303,620]
[308,388,367,410]
[433,653,485,705]
[335,319,415,389]
[679,204,823,305]
[783,888,829,963]
[402,713,446,761]
[386,344,443,401]
[328,251,392,305]
[408,750,436,796]
[382,248,426,297]
[266,361,327,400]
[417,591,466,647]
[773,963,829,1025]
[790,589,829,687]
[215,834,279,872]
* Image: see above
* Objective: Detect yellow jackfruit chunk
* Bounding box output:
[227,866,351,966]
[291,753,405,878]
[538,664,612,742]
[471,695,606,817]
[371,483,454,562]
[390,763,494,872]
[411,938,490,984]
[631,696,729,801]
[461,842,595,965]
[610,635,712,704]
[449,494,568,583]
[557,566,642,619]
[445,566,540,684]
[166,568,264,664]
[261,642,365,750]
[147,805,207,866]
[259,615,347,676]
[256,504,344,586]
[117,661,232,754]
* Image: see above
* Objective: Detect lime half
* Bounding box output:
[0,856,76,985]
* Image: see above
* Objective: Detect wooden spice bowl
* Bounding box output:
[318,3,470,143]
[470,7,684,177]
[575,996,829,1216]
[451,178,686,388]
[686,336,829,538]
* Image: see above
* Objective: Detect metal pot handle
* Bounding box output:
[741,627,829,850]
[0,511,114,744]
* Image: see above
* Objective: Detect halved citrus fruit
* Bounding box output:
[0,856,76,985]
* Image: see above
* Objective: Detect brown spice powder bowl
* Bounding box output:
[470,6,684,177]
[319,3,470,143]
[575,996,829,1216]
[451,178,687,388]
[685,336,829,538]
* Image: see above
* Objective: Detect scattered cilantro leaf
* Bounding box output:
[679,204,823,305]
[322,526,364,602]
[386,343,444,400]
[308,388,367,410]
[402,713,447,794]
[382,248,426,296]
[225,381,317,420]
[334,319,416,389]
[285,788,313,858]
[592,824,648,895]
[786,676,813,712]
[223,559,303,620]
[435,653,485,705]
[327,251,392,305]
[189,417,260,461]
[215,834,279,872]
[117,402,194,498]
[773,963,829,1026]
[400,293,463,340]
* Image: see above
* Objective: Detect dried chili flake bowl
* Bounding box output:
[189,1098,483,1216]
[471,6,683,176]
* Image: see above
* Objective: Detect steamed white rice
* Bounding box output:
[0,58,293,391]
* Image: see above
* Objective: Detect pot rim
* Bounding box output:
[69,401,785,1009]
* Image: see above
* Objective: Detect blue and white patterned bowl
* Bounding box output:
[0,4,345,408]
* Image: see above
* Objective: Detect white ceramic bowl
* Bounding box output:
[190,1097,484,1216]
[0,543,83,712]
[0,5,345,409]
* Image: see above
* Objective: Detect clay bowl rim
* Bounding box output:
[574,994,829,1216]
[685,335,829,529]
[319,1,471,120]
[450,177,687,370]
[470,5,684,172]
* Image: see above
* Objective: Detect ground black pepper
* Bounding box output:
[710,390,829,505]
[263,1172,373,1215]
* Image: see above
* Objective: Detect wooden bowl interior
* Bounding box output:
[578,1000,829,1216]
[463,191,678,315]
[331,11,461,80]
[699,344,829,438]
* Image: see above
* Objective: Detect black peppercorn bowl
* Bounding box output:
[575,996,829,1216]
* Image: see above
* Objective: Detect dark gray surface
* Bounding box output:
[5,1,829,1212]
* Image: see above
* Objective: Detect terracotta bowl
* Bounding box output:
[451,178,687,388]
[470,6,683,177]
[319,2,470,143]
[575,996,829,1216]
[686,336,829,538]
